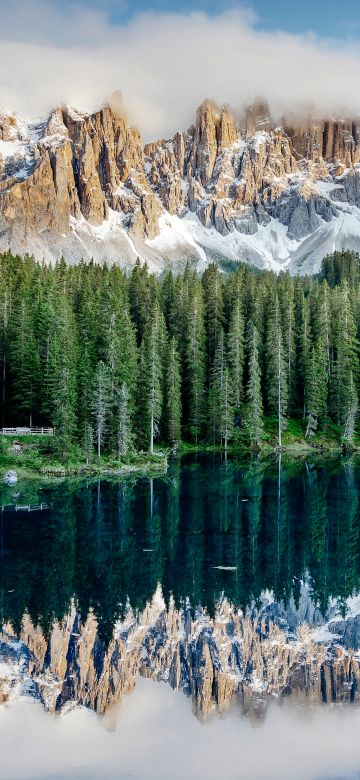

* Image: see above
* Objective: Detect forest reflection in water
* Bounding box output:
[1,453,360,640]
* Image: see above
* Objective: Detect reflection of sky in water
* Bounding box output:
[2,456,360,779]
[1,679,360,780]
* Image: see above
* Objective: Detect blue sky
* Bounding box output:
[1,0,360,137]
[69,0,360,39]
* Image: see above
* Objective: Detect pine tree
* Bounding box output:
[91,361,112,458]
[83,422,94,465]
[227,296,244,408]
[219,365,233,452]
[9,296,40,426]
[266,296,288,447]
[118,382,133,458]
[184,281,206,443]
[314,280,331,379]
[243,321,264,449]
[305,339,328,438]
[0,282,10,427]
[296,289,311,419]
[208,329,226,444]
[342,371,358,445]
[202,263,224,374]
[128,260,158,344]
[50,292,78,457]
[139,303,166,454]
[164,337,181,446]
[330,281,359,439]
[279,276,296,414]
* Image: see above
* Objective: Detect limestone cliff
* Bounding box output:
[1,587,360,719]
[2,98,360,273]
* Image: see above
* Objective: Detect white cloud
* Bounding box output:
[0,1,360,140]
[2,679,360,779]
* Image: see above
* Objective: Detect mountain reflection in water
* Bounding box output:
[2,454,360,718]
[1,454,360,639]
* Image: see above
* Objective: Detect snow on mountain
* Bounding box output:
[1,98,360,274]
[2,584,360,718]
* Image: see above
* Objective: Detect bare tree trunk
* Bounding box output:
[150,413,154,455]
[150,478,154,518]
[278,335,282,449]
[2,352,5,428]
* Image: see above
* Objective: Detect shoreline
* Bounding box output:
[0,435,169,482]
[1,434,359,484]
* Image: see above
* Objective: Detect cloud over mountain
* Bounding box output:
[0,0,360,139]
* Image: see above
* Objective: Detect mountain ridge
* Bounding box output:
[2,585,360,718]
[1,97,360,273]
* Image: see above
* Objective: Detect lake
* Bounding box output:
[1,453,360,779]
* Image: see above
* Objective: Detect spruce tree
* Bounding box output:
[279,276,296,414]
[266,296,288,447]
[138,303,166,454]
[183,281,206,443]
[305,339,328,438]
[0,283,10,427]
[330,281,359,439]
[164,337,181,446]
[219,365,233,452]
[208,329,226,444]
[243,321,264,449]
[91,361,112,458]
[227,296,244,408]
[118,382,133,458]
[295,287,311,419]
[50,292,78,457]
[202,263,224,374]
[9,296,40,426]
[83,422,94,465]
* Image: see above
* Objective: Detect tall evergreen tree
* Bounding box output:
[164,337,181,446]
[183,281,206,443]
[139,303,166,453]
[218,365,233,452]
[330,281,359,439]
[117,382,133,458]
[227,296,244,408]
[91,361,112,457]
[49,291,78,456]
[305,339,328,438]
[243,321,264,449]
[208,329,226,444]
[9,296,40,426]
[266,295,288,447]
[202,263,224,375]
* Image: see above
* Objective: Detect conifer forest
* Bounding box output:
[0,249,359,460]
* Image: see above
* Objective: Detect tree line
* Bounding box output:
[0,249,360,458]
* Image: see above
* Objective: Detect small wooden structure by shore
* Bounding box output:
[0,427,54,436]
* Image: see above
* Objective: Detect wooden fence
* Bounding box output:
[0,427,54,436]
[1,504,49,512]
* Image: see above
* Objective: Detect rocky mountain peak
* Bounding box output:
[245,97,272,137]
[1,95,360,273]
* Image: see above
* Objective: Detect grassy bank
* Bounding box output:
[0,435,168,480]
[179,417,360,456]
[1,415,358,483]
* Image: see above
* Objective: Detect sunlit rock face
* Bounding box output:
[2,99,360,273]
[2,585,360,719]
